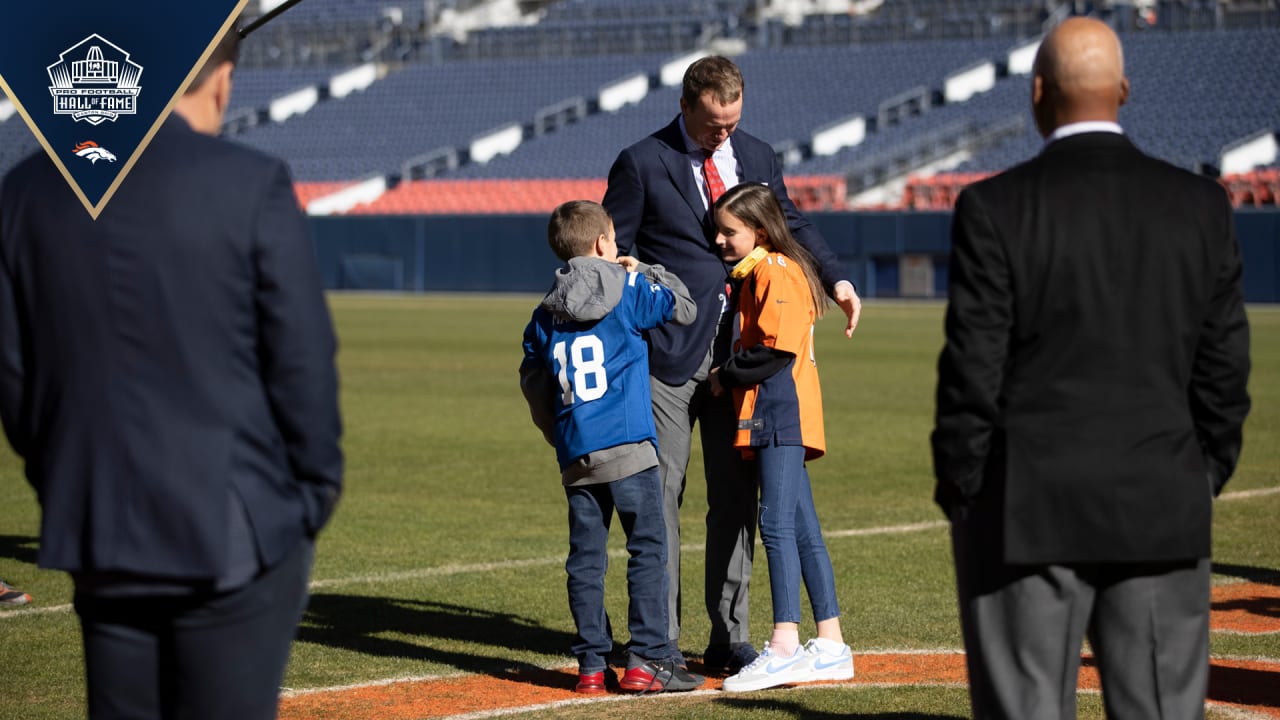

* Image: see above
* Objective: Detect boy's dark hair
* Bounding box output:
[185,23,242,95]
[682,55,743,108]
[547,200,612,262]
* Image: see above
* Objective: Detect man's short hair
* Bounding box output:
[547,200,611,262]
[185,23,241,95]
[682,55,743,108]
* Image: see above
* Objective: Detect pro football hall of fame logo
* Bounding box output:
[47,34,143,126]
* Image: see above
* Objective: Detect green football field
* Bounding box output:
[1,296,1276,719]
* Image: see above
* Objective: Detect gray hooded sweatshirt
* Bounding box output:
[521,256,695,486]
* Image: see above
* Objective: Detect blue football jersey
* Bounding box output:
[522,271,675,469]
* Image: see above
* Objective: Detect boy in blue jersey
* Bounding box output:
[520,200,703,694]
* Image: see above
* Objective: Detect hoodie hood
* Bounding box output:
[540,256,627,323]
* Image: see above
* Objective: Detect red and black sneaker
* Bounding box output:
[619,659,704,693]
[575,671,607,694]
[0,579,31,606]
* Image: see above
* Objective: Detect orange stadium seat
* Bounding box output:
[293,181,356,209]
[1260,169,1279,207]
[329,178,847,216]
[341,179,610,215]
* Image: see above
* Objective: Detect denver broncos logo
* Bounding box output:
[73,140,117,164]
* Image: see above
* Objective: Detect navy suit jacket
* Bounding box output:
[603,116,848,384]
[0,115,343,579]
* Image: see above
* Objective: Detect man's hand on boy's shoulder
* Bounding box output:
[616,256,640,273]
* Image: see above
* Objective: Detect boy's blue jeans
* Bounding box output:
[565,465,671,673]
[756,443,841,625]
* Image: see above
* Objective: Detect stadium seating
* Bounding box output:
[1220,168,1280,207]
[230,67,337,115]
[905,167,1280,211]
[760,0,1050,46]
[955,28,1280,173]
[0,3,1275,217]
[230,53,669,181]
[446,37,1014,184]
[0,91,41,175]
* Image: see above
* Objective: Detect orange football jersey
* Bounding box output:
[731,252,825,460]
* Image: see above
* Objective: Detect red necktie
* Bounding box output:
[702,149,727,206]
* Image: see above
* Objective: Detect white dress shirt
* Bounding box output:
[680,115,741,210]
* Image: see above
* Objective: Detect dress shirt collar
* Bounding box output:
[1046,121,1124,145]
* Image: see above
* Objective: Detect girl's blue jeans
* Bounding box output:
[755,442,841,625]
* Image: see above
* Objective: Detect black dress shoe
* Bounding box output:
[702,642,759,673]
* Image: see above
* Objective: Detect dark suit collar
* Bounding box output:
[655,115,712,229]
[164,112,195,132]
[654,115,687,153]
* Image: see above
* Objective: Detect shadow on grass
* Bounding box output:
[714,697,964,719]
[0,534,39,564]
[297,593,581,691]
[1078,656,1280,709]
[1212,594,1280,623]
[1208,663,1280,709]
[1212,562,1280,586]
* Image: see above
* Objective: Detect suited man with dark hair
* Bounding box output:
[932,17,1250,720]
[603,55,861,672]
[0,26,341,720]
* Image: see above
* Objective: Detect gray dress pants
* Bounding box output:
[650,349,755,651]
[951,499,1211,720]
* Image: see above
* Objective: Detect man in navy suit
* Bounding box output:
[0,27,342,720]
[603,55,861,672]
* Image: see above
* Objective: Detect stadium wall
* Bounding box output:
[310,210,1280,302]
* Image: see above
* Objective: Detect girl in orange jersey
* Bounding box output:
[708,183,854,692]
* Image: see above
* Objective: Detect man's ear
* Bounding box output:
[1118,76,1130,108]
[212,61,234,116]
[1031,74,1053,138]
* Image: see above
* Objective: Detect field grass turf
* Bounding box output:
[1,296,1276,719]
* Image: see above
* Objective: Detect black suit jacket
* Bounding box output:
[931,132,1250,564]
[603,116,847,384]
[0,115,343,579]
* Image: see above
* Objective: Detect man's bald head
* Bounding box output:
[1031,17,1129,137]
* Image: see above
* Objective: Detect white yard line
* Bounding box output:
[3,485,1275,622]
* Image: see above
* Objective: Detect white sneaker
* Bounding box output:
[722,641,810,692]
[802,637,855,681]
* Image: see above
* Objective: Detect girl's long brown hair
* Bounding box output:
[715,183,827,318]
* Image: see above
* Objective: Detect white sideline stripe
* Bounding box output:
[1221,486,1280,500]
[306,518,951,591]
[1214,653,1280,663]
[1213,708,1274,720]
[827,520,946,538]
[0,603,72,618]
[437,689,718,720]
[282,671,469,697]
[2,486,1275,622]
[283,647,1280,702]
